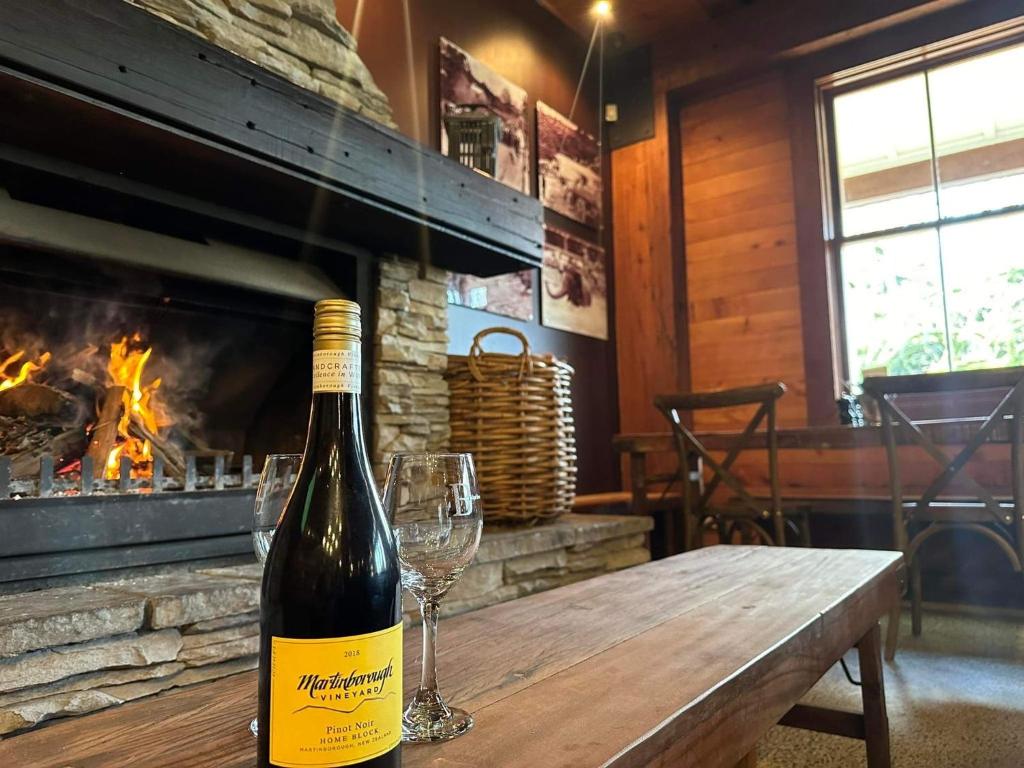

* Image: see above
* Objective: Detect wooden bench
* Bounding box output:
[572,489,683,510]
[0,546,903,768]
[573,490,631,509]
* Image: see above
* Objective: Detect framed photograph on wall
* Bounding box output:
[536,101,601,228]
[446,271,535,322]
[439,37,530,195]
[541,226,607,340]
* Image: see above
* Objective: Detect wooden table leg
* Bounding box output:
[663,505,678,556]
[910,558,923,637]
[884,604,900,661]
[857,623,891,768]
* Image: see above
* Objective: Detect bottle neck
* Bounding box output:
[303,392,371,468]
[306,338,368,467]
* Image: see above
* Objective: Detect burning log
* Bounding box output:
[71,368,100,390]
[0,380,88,479]
[85,385,125,479]
[0,383,79,423]
[0,335,217,488]
[1,417,86,478]
[176,425,211,452]
[128,413,186,478]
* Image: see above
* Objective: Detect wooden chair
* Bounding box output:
[654,383,808,550]
[863,367,1024,660]
[610,434,688,557]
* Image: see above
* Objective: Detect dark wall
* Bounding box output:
[335,0,618,493]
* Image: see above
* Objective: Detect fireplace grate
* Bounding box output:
[0,454,255,500]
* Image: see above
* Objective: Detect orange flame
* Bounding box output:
[0,350,50,391]
[104,334,171,480]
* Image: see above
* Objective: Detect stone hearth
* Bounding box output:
[0,514,651,735]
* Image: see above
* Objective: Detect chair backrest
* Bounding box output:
[862,367,1024,563]
[654,383,787,546]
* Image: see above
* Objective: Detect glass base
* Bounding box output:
[402,706,473,743]
[250,717,258,737]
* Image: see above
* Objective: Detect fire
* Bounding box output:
[0,350,50,391]
[103,334,171,480]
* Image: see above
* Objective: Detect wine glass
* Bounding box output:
[249,453,302,738]
[383,452,483,743]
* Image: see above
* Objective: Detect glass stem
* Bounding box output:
[419,599,440,695]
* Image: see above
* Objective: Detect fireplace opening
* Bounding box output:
[2,255,315,486]
[0,242,358,588]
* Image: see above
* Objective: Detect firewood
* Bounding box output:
[0,383,79,423]
[71,368,100,389]
[86,385,126,479]
[1,417,51,477]
[175,425,211,452]
[1,417,86,478]
[11,428,87,478]
[128,413,186,478]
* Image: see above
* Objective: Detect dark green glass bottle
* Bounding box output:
[257,299,402,768]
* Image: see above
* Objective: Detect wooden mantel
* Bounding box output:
[0,0,544,276]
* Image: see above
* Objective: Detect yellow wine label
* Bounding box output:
[312,348,361,394]
[270,624,402,767]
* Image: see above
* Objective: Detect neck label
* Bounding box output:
[313,349,361,394]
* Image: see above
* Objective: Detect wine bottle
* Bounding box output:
[258,299,402,768]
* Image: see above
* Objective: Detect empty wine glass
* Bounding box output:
[383,452,482,744]
[249,453,301,738]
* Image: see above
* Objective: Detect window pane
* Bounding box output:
[940,211,1024,371]
[834,74,938,236]
[841,229,948,386]
[929,43,1024,218]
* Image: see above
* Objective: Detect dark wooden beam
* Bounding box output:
[0,0,544,276]
[654,0,973,96]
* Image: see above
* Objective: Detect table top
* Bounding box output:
[615,415,1016,454]
[0,546,902,768]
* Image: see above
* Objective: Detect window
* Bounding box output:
[825,40,1024,387]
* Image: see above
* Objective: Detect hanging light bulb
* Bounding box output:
[592,1,612,18]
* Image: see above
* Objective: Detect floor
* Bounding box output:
[758,611,1024,768]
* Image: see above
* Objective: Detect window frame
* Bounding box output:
[817,24,1024,385]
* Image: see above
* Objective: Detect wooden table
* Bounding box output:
[617,416,1017,455]
[1,547,903,768]
[614,418,1015,519]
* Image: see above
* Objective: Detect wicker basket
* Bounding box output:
[447,327,577,525]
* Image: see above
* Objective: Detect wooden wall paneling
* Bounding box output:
[668,83,691,407]
[612,94,681,436]
[679,74,807,430]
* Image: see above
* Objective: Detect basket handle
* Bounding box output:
[467,327,534,382]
